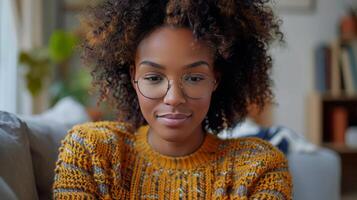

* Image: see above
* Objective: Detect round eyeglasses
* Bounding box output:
[133,73,217,99]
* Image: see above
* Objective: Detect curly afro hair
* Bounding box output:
[81,0,283,134]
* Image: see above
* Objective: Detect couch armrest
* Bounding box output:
[0,111,39,200]
[288,148,341,200]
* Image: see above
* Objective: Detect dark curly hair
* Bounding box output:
[81,0,283,134]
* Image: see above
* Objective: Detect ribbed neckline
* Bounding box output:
[134,125,222,170]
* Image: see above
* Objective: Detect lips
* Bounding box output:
[157,113,191,119]
[156,113,192,127]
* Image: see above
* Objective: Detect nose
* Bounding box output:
[163,80,186,106]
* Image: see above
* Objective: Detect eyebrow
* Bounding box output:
[138,60,210,69]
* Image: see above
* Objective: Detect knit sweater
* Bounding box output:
[53,121,292,199]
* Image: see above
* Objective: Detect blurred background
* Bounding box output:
[1,0,357,199]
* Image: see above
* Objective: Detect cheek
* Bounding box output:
[136,93,157,120]
[190,97,212,120]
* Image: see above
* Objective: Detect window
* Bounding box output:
[0,0,19,113]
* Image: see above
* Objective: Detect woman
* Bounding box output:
[53,0,292,199]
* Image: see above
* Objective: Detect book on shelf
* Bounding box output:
[315,44,329,93]
[330,39,341,95]
[347,41,357,88]
[330,106,348,144]
[341,48,355,95]
[315,39,357,96]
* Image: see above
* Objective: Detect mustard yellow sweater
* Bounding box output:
[53,121,292,199]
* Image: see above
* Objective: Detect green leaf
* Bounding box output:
[49,30,78,63]
[19,52,34,66]
[26,73,42,97]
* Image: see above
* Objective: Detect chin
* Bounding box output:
[158,126,189,142]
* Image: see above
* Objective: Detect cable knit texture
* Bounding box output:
[53,121,292,199]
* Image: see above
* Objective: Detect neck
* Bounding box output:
[147,126,205,157]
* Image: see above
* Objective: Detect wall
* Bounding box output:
[271,0,348,136]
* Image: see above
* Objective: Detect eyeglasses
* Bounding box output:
[133,73,217,99]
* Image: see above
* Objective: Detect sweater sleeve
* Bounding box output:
[52,127,98,199]
[248,146,293,200]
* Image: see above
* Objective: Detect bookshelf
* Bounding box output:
[306,93,357,148]
[307,93,357,195]
[309,37,357,196]
[310,36,357,148]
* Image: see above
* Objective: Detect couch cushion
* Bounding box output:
[0,111,38,200]
[23,119,69,200]
[19,97,90,200]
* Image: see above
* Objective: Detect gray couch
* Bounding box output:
[0,108,341,199]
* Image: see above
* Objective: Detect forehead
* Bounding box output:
[135,26,214,68]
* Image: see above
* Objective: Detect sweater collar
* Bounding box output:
[134,125,222,170]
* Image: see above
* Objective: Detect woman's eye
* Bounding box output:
[143,75,164,83]
[184,74,205,83]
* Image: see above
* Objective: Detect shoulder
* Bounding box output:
[222,137,288,166]
[70,121,134,139]
[229,137,280,152]
[62,121,135,152]
[222,138,292,199]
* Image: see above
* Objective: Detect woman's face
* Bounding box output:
[132,26,217,143]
